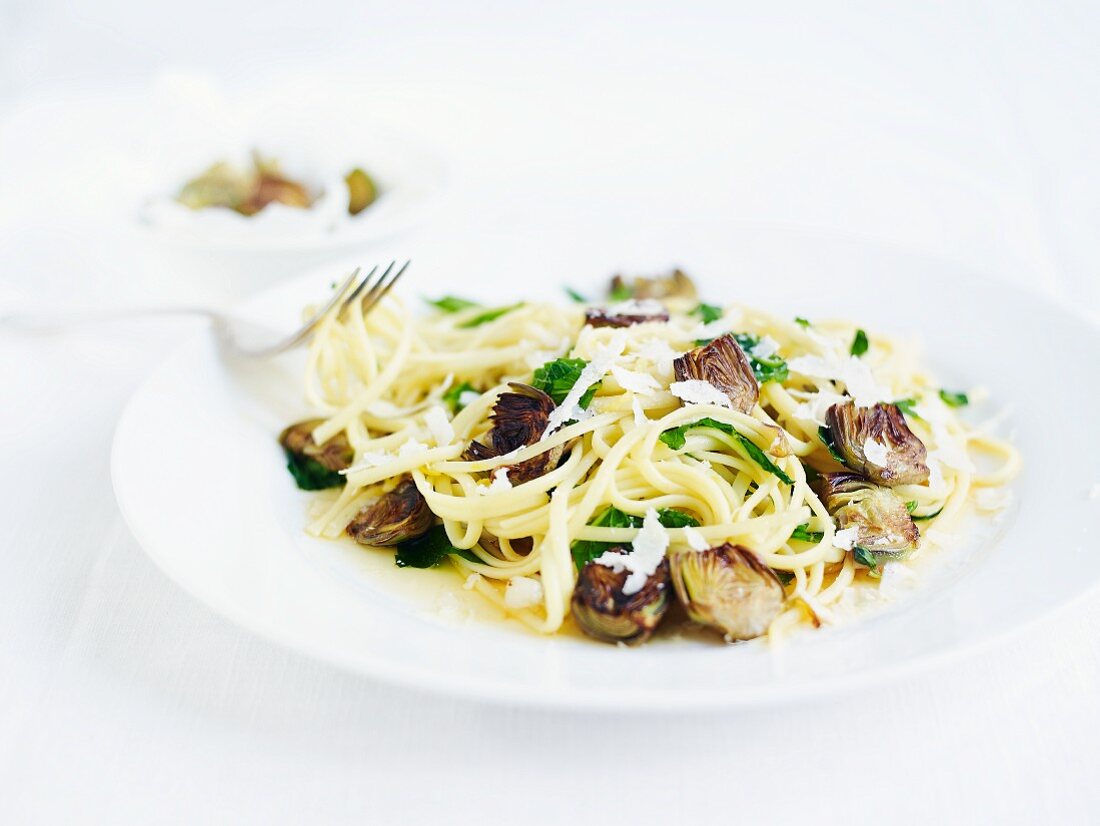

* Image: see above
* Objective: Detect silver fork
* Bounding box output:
[1,260,410,358]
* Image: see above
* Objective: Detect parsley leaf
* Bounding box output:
[851,329,869,357]
[532,358,598,408]
[660,418,794,485]
[570,507,700,570]
[609,282,633,301]
[774,570,795,585]
[426,296,479,313]
[791,523,824,543]
[794,316,811,328]
[905,500,918,514]
[458,303,523,328]
[442,381,477,413]
[733,332,789,384]
[893,397,922,420]
[395,525,480,568]
[818,425,848,465]
[565,287,587,303]
[692,303,723,324]
[912,506,944,521]
[285,453,346,491]
[939,389,969,407]
[852,546,878,572]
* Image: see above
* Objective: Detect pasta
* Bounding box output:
[280,271,1019,645]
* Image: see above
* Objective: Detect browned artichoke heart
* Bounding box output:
[463,383,564,483]
[609,269,697,300]
[279,419,354,471]
[825,402,929,486]
[346,476,433,546]
[585,301,670,328]
[673,334,759,414]
[571,556,671,645]
[669,544,784,640]
[813,472,919,558]
[345,167,377,215]
[177,153,314,216]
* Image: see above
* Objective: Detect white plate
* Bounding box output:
[111,229,1100,710]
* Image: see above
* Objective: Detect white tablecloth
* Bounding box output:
[2,3,1099,823]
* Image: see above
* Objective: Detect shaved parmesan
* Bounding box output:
[863,439,889,467]
[832,526,860,550]
[458,390,481,408]
[545,331,627,433]
[634,338,680,376]
[480,468,512,494]
[787,355,886,408]
[504,576,543,609]
[595,508,670,595]
[611,364,661,396]
[398,438,429,458]
[607,298,667,317]
[424,406,455,446]
[670,380,733,409]
[632,397,648,426]
[683,526,710,551]
[750,335,781,359]
[793,390,849,426]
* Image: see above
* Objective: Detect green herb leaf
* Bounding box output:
[532,357,598,408]
[660,418,793,485]
[285,453,346,491]
[442,381,477,413]
[426,295,479,313]
[791,523,825,543]
[395,525,478,568]
[818,425,848,465]
[794,316,811,328]
[893,397,922,420]
[912,506,944,522]
[733,332,789,384]
[692,303,723,324]
[569,507,700,570]
[774,569,795,585]
[656,508,700,528]
[852,546,878,571]
[939,389,969,407]
[851,329,869,357]
[565,287,587,303]
[905,500,918,513]
[609,282,633,301]
[458,303,523,328]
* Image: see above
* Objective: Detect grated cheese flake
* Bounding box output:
[479,468,512,495]
[595,508,670,595]
[504,576,543,609]
[832,526,860,551]
[611,364,661,396]
[683,526,710,551]
[424,405,455,446]
[670,379,734,409]
[863,438,889,467]
[545,330,627,433]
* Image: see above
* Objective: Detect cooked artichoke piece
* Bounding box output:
[176,153,314,216]
[669,544,784,640]
[279,419,354,471]
[812,471,919,558]
[609,269,697,300]
[825,402,929,486]
[345,167,378,215]
[571,557,671,645]
[176,162,252,212]
[463,383,564,482]
[585,301,671,328]
[673,334,759,414]
[346,476,433,546]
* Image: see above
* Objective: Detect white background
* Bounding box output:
[2,2,1099,823]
